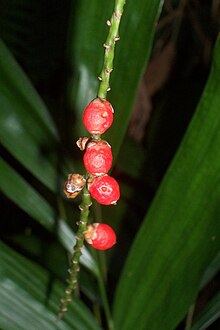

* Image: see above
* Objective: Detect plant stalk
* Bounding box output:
[58,0,126,324]
[97,0,126,99]
[96,1,126,328]
[57,186,92,321]
[96,258,115,330]
[184,303,196,330]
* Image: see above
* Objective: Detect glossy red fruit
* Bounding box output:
[84,223,116,250]
[82,98,114,135]
[83,140,112,176]
[88,175,120,205]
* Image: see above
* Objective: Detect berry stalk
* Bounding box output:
[59,0,126,326]
[98,0,126,99]
[57,186,92,321]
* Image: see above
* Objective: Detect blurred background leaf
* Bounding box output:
[0,156,97,275]
[0,39,59,191]
[191,289,220,330]
[0,240,101,330]
[113,35,220,330]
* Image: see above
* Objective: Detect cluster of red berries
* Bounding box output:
[64,98,119,250]
[82,98,120,206]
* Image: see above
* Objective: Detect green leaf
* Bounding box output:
[0,39,57,139]
[0,157,98,276]
[0,240,101,330]
[116,137,146,178]
[0,1,70,83]
[113,35,220,330]
[68,0,163,156]
[191,290,220,330]
[200,252,220,289]
[0,39,59,191]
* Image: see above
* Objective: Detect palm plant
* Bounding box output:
[0,1,220,329]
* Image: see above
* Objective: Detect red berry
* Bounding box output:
[88,175,120,205]
[82,98,114,135]
[83,140,112,176]
[84,223,116,250]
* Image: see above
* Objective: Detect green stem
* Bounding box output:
[184,303,196,330]
[58,0,126,324]
[92,203,113,329]
[97,0,126,99]
[96,254,114,330]
[57,186,92,321]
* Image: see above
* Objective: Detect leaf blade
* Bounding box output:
[0,39,59,191]
[113,35,220,330]
[191,290,220,330]
[0,240,101,330]
[0,157,98,276]
[68,0,163,156]
[0,38,58,139]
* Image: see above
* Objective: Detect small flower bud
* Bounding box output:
[76,137,89,151]
[64,174,86,199]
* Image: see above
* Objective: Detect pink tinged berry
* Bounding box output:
[83,140,113,176]
[82,98,114,135]
[84,223,116,250]
[88,175,120,205]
